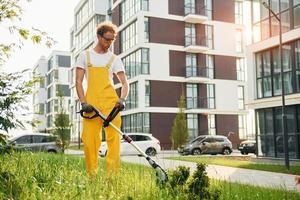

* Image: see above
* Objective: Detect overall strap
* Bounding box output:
[105,54,116,69]
[86,50,92,67]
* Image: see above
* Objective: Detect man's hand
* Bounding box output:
[81,102,94,113]
[114,98,125,111]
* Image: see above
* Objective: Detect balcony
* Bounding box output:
[186,97,215,110]
[185,67,213,83]
[184,3,210,23]
[184,35,210,53]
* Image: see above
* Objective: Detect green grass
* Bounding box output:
[0,152,299,200]
[167,156,300,175]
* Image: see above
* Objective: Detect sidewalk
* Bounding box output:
[65,149,300,192]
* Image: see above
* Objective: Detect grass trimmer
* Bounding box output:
[78,106,168,185]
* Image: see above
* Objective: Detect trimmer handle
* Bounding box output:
[77,106,100,119]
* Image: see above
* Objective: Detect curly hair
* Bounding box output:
[96,21,118,37]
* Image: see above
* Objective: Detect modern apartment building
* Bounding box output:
[32,56,47,132]
[246,0,300,159]
[32,51,71,132]
[69,0,108,142]
[111,0,248,149]
[45,51,71,132]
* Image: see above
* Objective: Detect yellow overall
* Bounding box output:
[82,50,121,176]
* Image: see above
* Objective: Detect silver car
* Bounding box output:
[178,135,233,155]
[8,133,61,153]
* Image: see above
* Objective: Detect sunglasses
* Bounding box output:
[101,35,115,43]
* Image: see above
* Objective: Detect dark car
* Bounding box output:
[178,135,233,155]
[238,140,256,155]
[8,133,61,153]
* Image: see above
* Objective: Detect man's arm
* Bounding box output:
[116,71,129,100]
[75,67,86,103]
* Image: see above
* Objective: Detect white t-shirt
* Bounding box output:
[76,49,125,84]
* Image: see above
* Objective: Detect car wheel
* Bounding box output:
[192,148,201,155]
[222,148,231,155]
[145,148,157,156]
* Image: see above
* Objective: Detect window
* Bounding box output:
[144,17,149,42]
[205,55,214,78]
[294,3,300,28]
[121,113,150,133]
[256,51,272,98]
[121,21,138,53]
[236,29,243,52]
[135,135,151,141]
[40,78,45,88]
[207,84,215,109]
[238,115,247,139]
[120,0,149,24]
[205,25,213,49]
[186,53,197,77]
[235,1,243,24]
[186,83,197,109]
[39,103,45,114]
[57,55,71,68]
[127,82,138,110]
[56,85,70,97]
[187,114,198,140]
[208,114,216,135]
[237,58,245,81]
[185,23,196,46]
[16,136,32,144]
[145,80,150,107]
[123,48,149,79]
[238,86,245,110]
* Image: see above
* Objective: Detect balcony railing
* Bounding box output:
[184,3,211,17]
[186,67,214,79]
[186,97,215,109]
[185,34,209,47]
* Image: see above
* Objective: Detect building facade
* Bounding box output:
[247,0,300,159]
[111,0,249,149]
[69,0,108,142]
[32,56,47,132]
[32,51,71,132]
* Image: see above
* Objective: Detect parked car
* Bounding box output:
[8,133,61,153]
[99,133,161,157]
[238,140,256,155]
[178,135,233,155]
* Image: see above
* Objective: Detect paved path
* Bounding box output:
[65,149,300,192]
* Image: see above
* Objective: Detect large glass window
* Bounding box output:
[127,82,138,110]
[208,114,216,135]
[238,86,245,110]
[207,84,215,109]
[57,55,71,68]
[144,17,149,42]
[235,1,243,25]
[56,84,70,97]
[121,21,138,53]
[206,55,214,78]
[185,23,196,46]
[186,83,197,109]
[122,48,149,79]
[145,80,150,107]
[121,113,150,133]
[187,114,198,140]
[120,0,149,25]
[205,25,213,49]
[186,53,197,77]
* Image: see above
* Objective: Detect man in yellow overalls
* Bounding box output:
[75,22,129,176]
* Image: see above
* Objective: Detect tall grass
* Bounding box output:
[0,152,299,200]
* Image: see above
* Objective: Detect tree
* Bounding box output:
[52,90,71,153]
[0,0,54,132]
[0,70,39,131]
[170,95,188,149]
[0,0,55,65]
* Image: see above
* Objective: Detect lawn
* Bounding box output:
[0,152,299,200]
[167,156,300,175]
[68,144,84,150]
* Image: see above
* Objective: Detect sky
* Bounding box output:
[1,0,80,135]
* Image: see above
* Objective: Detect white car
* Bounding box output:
[99,133,161,157]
